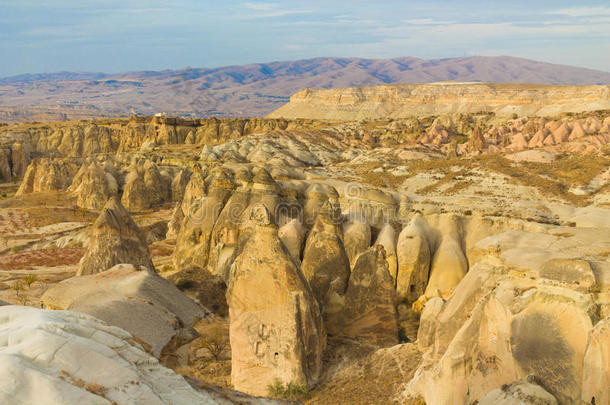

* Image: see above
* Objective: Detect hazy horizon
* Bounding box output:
[1,0,609,77]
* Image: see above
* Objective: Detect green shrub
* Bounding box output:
[267,379,308,401]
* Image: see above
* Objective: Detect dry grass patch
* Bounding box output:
[0,248,84,270]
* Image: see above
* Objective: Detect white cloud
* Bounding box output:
[240,1,313,18]
[403,18,455,25]
[548,7,610,17]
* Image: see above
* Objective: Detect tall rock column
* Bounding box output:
[301,200,350,334]
[227,205,326,396]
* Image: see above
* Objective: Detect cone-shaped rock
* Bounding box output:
[77,196,154,276]
[69,162,118,210]
[340,244,399,346]
[227,204,326,396]
[301,200,350,310]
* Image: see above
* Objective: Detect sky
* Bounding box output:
[1,0,609,77]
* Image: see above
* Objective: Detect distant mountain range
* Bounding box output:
[1,56,609,122]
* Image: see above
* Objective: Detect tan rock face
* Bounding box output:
[16,158,76,195]
[340,245,399,347]
[396,214,431,303]
[227,205,325,396]
[10,141,30,178]
[121,160,171,211]
[375,223,398,284]
[342,219,372,268]
[173,168,234,272]
[301,200,350,333]
[423,215,468,301]
[41,263,206,358]
[77,196,154,276]
[403,254,603,405]
[69,162,118,210]
[582,319,610,405]
[0,148,10,181]
[171,169,191,202]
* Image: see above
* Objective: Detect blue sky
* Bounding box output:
[1,0,609,77]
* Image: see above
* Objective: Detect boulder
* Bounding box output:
[42,263,206,358]
[479,377,558,405]
[77,196,154,276]
[539,258,596,291]
[0,305,254,404]
[396,214,431,303]
[340,245,399,346]
[227,204,325,396]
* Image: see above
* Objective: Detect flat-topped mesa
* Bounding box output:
[268,82,610,120]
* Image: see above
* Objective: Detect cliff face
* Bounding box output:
[268,82,610,120]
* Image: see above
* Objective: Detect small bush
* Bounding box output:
[267,379,309,401]
[11,281,24,296]
[23,275,37,288]
[10,246,20,254]
[198,324,227,361]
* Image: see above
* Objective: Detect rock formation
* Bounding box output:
[375,223,398,283]
[396,214,431,303]
[421,215,468,303]
[69,161,118,210]
[340,245,399,346]
[0,305,267,404]
[77,196,154,275]
[278,218,305,264]
[268,82,610,120]
[342,219,371,268]
[301,200,350,332]
[121,160,171,211]
[16,158,75,195]
[227,204,325,396]
[479,376,558,405]
[173,168,234,272]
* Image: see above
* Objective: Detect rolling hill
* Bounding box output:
[1,56,610,122]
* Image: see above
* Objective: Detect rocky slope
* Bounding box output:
[2,56,610,123]
[269,82,610,120]
[0,305,281,404]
